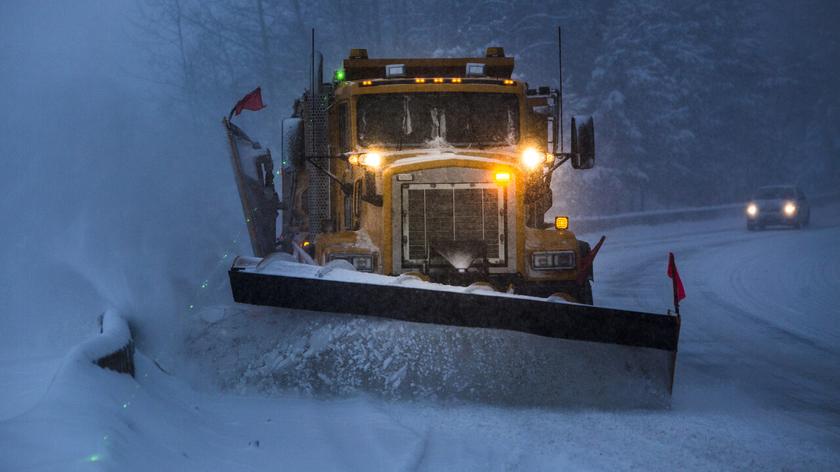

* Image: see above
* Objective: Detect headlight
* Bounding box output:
[521,148,546,171]
[531,251,576,270]
[327,253,376,272]
[783,202,796,216]
[746,203,758,217]
[348,152,382,169]
[359,152,382,169]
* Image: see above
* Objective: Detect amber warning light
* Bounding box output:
[555,216,569,230]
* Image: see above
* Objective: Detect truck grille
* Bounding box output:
[401,183,505,265]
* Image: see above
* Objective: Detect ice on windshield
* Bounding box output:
[357,92,519,147]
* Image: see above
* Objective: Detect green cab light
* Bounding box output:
[334,69,346,82]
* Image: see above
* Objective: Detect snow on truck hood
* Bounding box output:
[385,153,513,170]
[367,146,520,171]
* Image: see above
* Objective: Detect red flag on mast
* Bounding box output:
[230,87,266,119]
[667,252,686,313]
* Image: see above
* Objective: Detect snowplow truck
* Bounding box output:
[259,47,597,301]
[223,47,681,407]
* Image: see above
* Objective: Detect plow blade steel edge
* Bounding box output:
[228,268,681,404]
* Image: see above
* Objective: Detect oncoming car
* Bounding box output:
[745,185,810,230]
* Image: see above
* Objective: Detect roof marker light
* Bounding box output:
[415,78,426,84]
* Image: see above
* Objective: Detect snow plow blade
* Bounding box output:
[228,257,680,407]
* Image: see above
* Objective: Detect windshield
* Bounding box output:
[356,92,519,147]
[755,187,794,199]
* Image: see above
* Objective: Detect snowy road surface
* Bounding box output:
[2,203,839,470]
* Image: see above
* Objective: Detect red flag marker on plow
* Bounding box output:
[667,252,686,315]
[229,87,266,119]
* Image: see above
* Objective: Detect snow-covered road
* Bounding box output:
[594,204,840,427]
[2,203,839,470]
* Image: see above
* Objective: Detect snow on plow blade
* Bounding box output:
[228,257,680,407]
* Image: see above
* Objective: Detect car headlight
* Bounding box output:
[746,203,758,217]
[531,251,576,270]
[783,202,796,216]
[327,253,376,272]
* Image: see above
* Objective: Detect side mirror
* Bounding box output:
[570,116,595,169]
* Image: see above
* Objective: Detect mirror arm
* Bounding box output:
[549,153,573,171]
[306,156,354,196]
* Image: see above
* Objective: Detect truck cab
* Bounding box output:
[281,47,597,301]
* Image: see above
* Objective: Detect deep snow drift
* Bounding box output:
[2,203,840,471]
